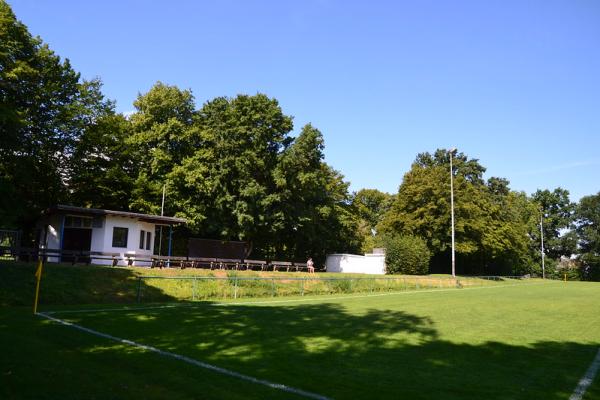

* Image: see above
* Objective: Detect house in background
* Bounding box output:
[38,205,186,266]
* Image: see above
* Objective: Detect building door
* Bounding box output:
[62,228,92,262]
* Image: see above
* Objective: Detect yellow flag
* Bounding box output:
[34,259,43,280]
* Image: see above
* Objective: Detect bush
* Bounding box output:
[381,235,431,275]
[580,254,600,281]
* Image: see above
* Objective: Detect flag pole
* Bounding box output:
[33,258,44,314]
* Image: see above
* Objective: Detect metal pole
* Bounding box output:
[540,213,545,279]
[449,149,456,277]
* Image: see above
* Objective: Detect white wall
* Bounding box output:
[40,214,157,266]
[325,253,386,275]
[97,216,156,266]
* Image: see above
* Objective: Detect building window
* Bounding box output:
[146,231,152,250]
[139,230,145,249]
[64,215,93,229]
[112,227,128,248]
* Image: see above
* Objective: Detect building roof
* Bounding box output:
[45,205,187,225]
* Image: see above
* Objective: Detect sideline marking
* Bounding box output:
[45,281,553,316]
[570,348,600,400]
[37,312,331,400]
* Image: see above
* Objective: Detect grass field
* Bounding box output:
[2,263,600,399]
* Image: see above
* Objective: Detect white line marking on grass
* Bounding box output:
[37,312,331,400]
[570,348,600,400]
[45,281,554,316]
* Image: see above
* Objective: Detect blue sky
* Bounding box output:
[9,0,600,201]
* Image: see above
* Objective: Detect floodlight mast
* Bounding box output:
[540,212,545,279]
[449,148,457,277]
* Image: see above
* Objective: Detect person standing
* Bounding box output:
[307,257,315,273]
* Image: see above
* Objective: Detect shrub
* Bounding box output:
[381,235,431,275]
[580,254,600,281]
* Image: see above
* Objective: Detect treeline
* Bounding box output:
[0,1,358,262]
[353,151,600,280]
[1,2,598,278]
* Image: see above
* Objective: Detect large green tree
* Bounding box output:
[379,149,533,275]
[575,192,600,280]
[128,82,198,214]
[69,112,136,210]
[0,1,112,235]
[530,188,576,260]
[168,94,293,250]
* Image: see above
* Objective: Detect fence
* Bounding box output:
[135,275,529,303]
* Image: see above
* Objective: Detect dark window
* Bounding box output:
[146,231,152,250]
[64,216,73,227]
[92,217,103,228]
[112,227,128,248]
[139,230,145,249]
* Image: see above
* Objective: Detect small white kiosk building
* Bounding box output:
[38,205,186,266]
[325,250,387,275]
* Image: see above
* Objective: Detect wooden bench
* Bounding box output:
[187,257,217,269]
[88,251,121,266]
[293,262,309,272]
[214,258,243,270]
[242,259,268,271]
[271,261,293,272]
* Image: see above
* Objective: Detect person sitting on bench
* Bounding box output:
[307,257,315,273]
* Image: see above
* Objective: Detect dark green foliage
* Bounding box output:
[575,192,600,255]
[379,149,533,275]
[381,234,431,275]
[531,188,576,259]
[579,254,600,281]
[0,2,113,234]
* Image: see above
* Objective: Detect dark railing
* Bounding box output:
[0,246,315,272]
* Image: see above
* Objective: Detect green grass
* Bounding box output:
[0,261,510,306]
[2,261,600,399]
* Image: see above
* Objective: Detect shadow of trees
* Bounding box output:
[60,302,599,400]
[0,261,174,307]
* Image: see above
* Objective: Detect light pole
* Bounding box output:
[449,148,457,277]
[540,212,545,279]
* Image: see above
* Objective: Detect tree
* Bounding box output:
[69,112,137,210]
[575,192,600,281]
[379,149,534,275]
[351,189,394,253]
[0,1,112,236]
[169,94,293,247]
[531,188,576,259]
[128,82,198,215]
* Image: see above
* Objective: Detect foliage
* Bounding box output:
[0,2,110,233]
[378,149,533,275]
[128,82,198,215]
[380,234,431,275]
[352,189,394,253]
[531,188,576,259]
[575,192,600,256]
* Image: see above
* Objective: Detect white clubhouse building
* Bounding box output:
[38,205,186,266]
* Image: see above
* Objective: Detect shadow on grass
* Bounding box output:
[0,261,175,307]
[51,302,599,400]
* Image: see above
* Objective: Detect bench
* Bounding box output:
[293,262,310,272]
[242,259,268,271]
[271,261,293,272]
[187,257,217,269]
[214,258,243,270]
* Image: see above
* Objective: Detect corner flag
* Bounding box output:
[33,259,44,314]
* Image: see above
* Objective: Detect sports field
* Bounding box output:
[3,278,599,399]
